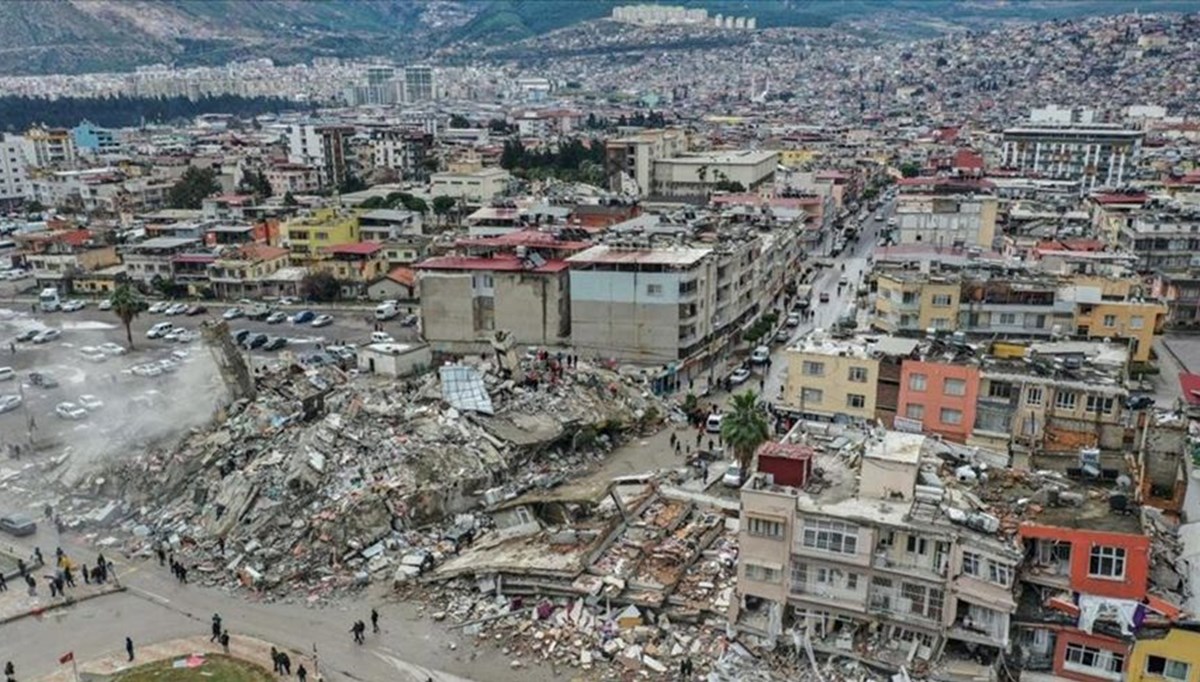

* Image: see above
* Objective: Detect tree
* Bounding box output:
[899,162,922,178]
[432,195,457,221]
[237,169,272,198]
[720,391,770,484]
[23,199,45,214]
[109,283,145,350]
[359,196,388,210]
[167,167,220,209]
[338,174,367,194]
[401,196,428,214]
[713,180,746,193]
[300,271,341,302]
[282,192,299,207]
[449,114,471,129]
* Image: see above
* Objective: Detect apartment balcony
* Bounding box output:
[789,584,868,612]
[872,550,947,583]
[947,615,1010,649]
[866,594,943,630]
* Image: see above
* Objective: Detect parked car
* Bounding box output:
[730,367,752,385]
[819,292,831,303]
[401,314,419,327]
[147,322,174,339]
[785,313,801,328]
[262,336,287,351]
[265,311,288,324]
[311,314,334,328]
[750,345,771,364]
[148,301,170,314]
[78,394,103,411]
[705,413,723,434]
[165,303,188,316]
[55,402,88,420]
[131,364,163,378]
[1125,395,1155,411]
[32,329,61,344]
[370,331,395,344]
[174,330,199,344]
[28,372,58,388]
[0,367,13,382]
[222,307,245,320]
[61,299,85,312]
[0,394,21,413]
[163,328,187,342]
[98,298,113,311]
[291,310,316,324]
[98,342,127,356]
[243,333,269,350]
[722,464,744,488]
[774,328,790,343]
[14,329,40,342]
[0,513,36,537]
[232,329,252,345]
[185,304,207,316]
[78,346,107,363]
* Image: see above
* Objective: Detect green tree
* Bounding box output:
[432,195,456,220]
[237,169,272,199]
[359,196,388,210]
[401,196,428,214]
[899,162,922,178]
[300,271,341,302]
[167,167,220,209]
[338,174,367,194]
[449,114,472,129]
[282,192,299,207]
[23,199,45,214]
[109,283,145,350]
[713,180,746,193]
[720,391,770,484]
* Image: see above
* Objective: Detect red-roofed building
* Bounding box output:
[207,243,292,299]
[312,242,388,296]
[1179,373,1200,408]
[415,251,570,352]
[754,442,814,487]
[367,266,418,302]
[22,228,122,292]
[952,149,984,177]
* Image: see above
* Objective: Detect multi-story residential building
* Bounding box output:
[1087,191,1148,245]
[896,352,981,443]
[206,244,292,300]
[893,182,998,249]
[312,242,388,297]
[1117,200,1200,273]
[430,168,512,205]
[737,430,1021,681]
[1000,123,1143,193]
[1126,628,1200,682]
[285,124,354,189]
[1157,269,1200,330]
[283,208,360,260]
[71,120,120,156]
[1073,297,1166,363]
[874,271,965,334]
[780,333,880,422]
[22,126,76,168]
[368,128,432,181]
[650,150,779,199]
[604,128,688,195]
[358,209,428,267]
[121,237,205,284]
[415,250,570,353]
[0,134,31,210]
[402,65,436,103]
[265,163,321,196]
[19,229,120,291]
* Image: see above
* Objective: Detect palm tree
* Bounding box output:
[721,391,771,484]
[109,283,145,350]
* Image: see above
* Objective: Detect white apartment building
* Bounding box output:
[22,127,76,168]
[1000,124,1143,193]
[429,168,511,205]
[604,129,688,196]
[737,431,1020,679]
[403,65,436,103]
[0,135,32,208]
[895,192,998,249]
[285,123,353,189]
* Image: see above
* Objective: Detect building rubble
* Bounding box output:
[57,353,669,604]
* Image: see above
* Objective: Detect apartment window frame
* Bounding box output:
[962,551,982,578]
[909,373,928,392]
[1088,545,1126,579]
[1064,642,1125,680]
[646,283,663,297]
[1145,655,1190,682]
[847,394,866,409]
[998,312,1017,325]
[943,378,967,397]
[802,360,826,377]
[1103,314,1117,328]
[802,518,859,555]
[747,516,785,540]
[801,388,824,404]
[1054,390,1078,411]
[848,366,869,383]
[1130,315,1145,330]
[744,562,782,584]
[1086,395,1115,414]
[931,293,952,307]
[987,560,1013,587]
[1026,386,1044,406]
[905,403,925,421]
[940,407,963,426]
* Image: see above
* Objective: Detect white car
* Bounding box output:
[265,311,288,324]
[78,346,107,363]
[98,342,127,356]
[173,330,198,344]
[165,303,189,316]
[61,300,85,312]
[131,363,162,378]
[0,394,21,413]
[32,329,61,344]
[147,322,174,339]
[148,301,170,314]
[311,314,334,328]
[785,313,801,328]
[163,327,188,342]
[750,345,770,364]
[98,298,113,311]
[223,307,245,320]
[78,394,103,411]
[730,367,752,385]
[370,331,395,344]
[156,359,179,374]
[0,367,13,382]
[705,413,723,434]
[722,464,744,488]
[55,402,88,420]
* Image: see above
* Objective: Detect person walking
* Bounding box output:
[0,571,7,592]
[219,630,230,655]
[371,608,380,634]
[297,664,307,682]
[351,620,364,645]
[210,614,222,642]
[125,637,135,662]
[270,647,281,674]
[63,565,75,588]
[279,652,291,675]
[156,546,166,566]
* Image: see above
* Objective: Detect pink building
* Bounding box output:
[895,359,980,443]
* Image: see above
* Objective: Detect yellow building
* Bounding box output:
[1128,628,1200,682]
[778,148,821,168]
[1074,298,1167,362]
[782,333,879,421]
[313,242,389,294]
[873,272,961,333]
[284,208,360,261]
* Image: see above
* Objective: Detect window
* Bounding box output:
[940,408,963,425]
[846,573,859,590]
[1103,314,1117,328]
[646,283,663,296]
[315,231,329,241]
[906,535,928,555]
[802,519,859,555]
[1089,546,1126,579]
[932,317,950,329]
[1026,386,1044,406]
[932,294,952,307]
[943,378,966,396]
[802,388,823,404]
[988,382,1013,399]
[988,561,1013,587]
[909,373,927,391]
[1065,643,1124,679]
[747,517,784,539]
[900,582,944,621]
[847,394,866,409]
[744,563,782,583]
[802,361,825,377]
[998,312,1017,325]
[1146,655,1190,682]
[1054,391,1077,410]
[848,366,868,383]
[1086,395,1115,414]
[1130,315,1145,330]
[905,403,925,421]
[962,551,982,577]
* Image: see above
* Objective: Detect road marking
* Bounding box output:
[128,586,171,604]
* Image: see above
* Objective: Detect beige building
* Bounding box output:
[874,272,963,333]
[895,193,998,249]
[736,431,1020,679]
[604,128,688,195]
[429,168,511,205]
[650,150,779,198]
[780,333,880,422]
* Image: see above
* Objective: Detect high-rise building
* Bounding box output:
[285,124,355,190]
[1001,119,1143,193]
[0,134,31,209]
[403,65,436,103]
[23,126,76,168]
[345,65,400,106]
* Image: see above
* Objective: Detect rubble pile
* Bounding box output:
[72,357,667,601]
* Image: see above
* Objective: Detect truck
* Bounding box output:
[793,285,813,310]
[38,287,61,312]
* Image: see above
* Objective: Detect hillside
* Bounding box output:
[0,0,1194,75]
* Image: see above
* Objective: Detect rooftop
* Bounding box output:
[567,244,711,267]
[323,242,384,257]
[415,255,569,274]
[788,331,882,359]
[864,431,924,465]
[659,150,778,166]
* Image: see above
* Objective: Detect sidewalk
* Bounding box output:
[0,578,123,625]
[35,634,315,682]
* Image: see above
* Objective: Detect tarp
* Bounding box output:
[440,365,494,415]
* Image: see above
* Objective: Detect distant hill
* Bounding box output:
[0,0,1193,75]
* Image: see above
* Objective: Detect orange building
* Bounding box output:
[895,358,980,443]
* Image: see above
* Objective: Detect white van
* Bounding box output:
[374,301,399,321]
[147,322,174,339]
[705,413,724,434]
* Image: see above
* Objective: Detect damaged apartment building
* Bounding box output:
[735,419,1194,682]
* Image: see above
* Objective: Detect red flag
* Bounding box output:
[58,652,73,664]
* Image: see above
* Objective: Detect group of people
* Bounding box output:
[350,608,381,645]
[2,548,116,599]
[268,645,308,680]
